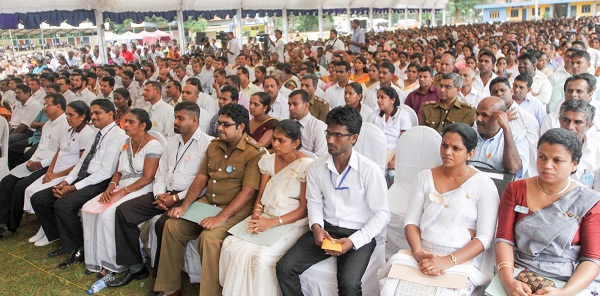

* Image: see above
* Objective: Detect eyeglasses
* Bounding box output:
[216,121,237,128]
[324,130,353,139]
[43,103,55,108]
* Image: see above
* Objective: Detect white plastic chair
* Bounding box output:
[401,104,419,127]
[299,123,388,296]
[0,117,9,180]
[147,131,167,150]
[386,126,442,260]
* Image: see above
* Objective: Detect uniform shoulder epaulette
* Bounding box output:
[422,101,436,106]
[244,136,263,150]
[210,137,220,143]
[460,101,475,108]
[315,97,328,104]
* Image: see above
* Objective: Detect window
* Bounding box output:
[582,5,591,13]
[490,10,500,18]
[511,9,519,17]
[532,9,541,15]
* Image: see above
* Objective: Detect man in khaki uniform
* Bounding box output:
[300,74,330,122]
[153,103,264,296]
[420,73,476,133]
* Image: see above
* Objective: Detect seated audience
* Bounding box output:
[248,92,278,149]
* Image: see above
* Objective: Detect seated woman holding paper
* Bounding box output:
[81,109,163,276]
[25,101,95,246]
[494,128,600,296]
[219,119,313,296]
[378,123,499,295]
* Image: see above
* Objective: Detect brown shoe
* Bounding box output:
[0,227,12,238]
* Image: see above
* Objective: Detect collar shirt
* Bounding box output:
[64,122,127,190]
[147,99,175,138]
[545,59,559,72]
[517,93,546,126]
[167,95,182,107]
[160,80,169,102]
[227,39,240,65]
[473,72,498,98]
[196,93,219,119]
[74,88,97,106]
[67,57,80,67]
[129,83,150,109]
[472,128,529,178]
[550,66,570,86]
[267,93,289,120]
[458,87,483,108]
[508,101,540,148]
[587,47,600,75]
[324,82,349,108]
[63,90,77,104]
[11,98,42,130]
[96,90,113,103]
[369,107,413,150]
[550,77,600,113]
[270,38,285,63]
[112,56,126,66]
[572,134,600,191]
[542,99,600,135]
[31,88,47,104]
[420,99,476,133]
[350,27,365,53]
[530,70,552,106]
[197,107,212,135]
[245,65,256,82]
[405,85,440,119]
[147,50,165,63]
[30,113,69,167]
[175,75,190,85]
[53,125,95,173]
[297,113,327,157]
[306,149,390,249]
[325,38,345,52]
[364,84,406,111]
[153,127,213,198]
[198,67,214,95]
[241,82,261,100]
[1,90,17,109]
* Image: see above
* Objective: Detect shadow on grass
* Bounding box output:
[0,215,199,296]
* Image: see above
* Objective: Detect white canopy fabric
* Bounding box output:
[0,0,447,14]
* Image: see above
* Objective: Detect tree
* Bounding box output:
[448,0,490,23]
[184,16,208,33]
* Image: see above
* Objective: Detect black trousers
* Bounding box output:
[114,191,182,268]
[275,222,376,296]
[30,179,110,253]
[8,130,34,170]
[0,168,47,230]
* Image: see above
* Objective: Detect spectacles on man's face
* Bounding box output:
[43,103,55,108]
[217,121,237,128]
[324,130,353,139]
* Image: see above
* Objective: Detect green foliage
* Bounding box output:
[448,0,491,22]
[294,15,320,32]
[110,18,132,34]
[185,16,208,33]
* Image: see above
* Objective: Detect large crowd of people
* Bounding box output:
[0,14,599,296]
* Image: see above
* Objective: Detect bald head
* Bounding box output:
[440,53,456,75]
[459,66,476,87]
[478,96,507,113]
[181,84,200,103]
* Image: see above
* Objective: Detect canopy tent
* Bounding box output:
[137,30,172,44]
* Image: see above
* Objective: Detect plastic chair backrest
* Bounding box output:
[0,117,9,180]
[148,131,168,150]
[401,104,419,127]
[355,122,387,172]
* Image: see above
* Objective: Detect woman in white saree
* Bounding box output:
[219,119,313,296]
[379,123,499,296]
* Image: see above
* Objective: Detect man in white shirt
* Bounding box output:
[237,67,261,100]
[364,62,405,111]
[9,84,43,146]
[174,65,190,85]
[70,73,97,106]
[181,83,213,134]
[324,29,345,57]
[56,77,76,104]
[196,57,214,96]
[66,50,80,67]
[31,98,127,268]
[107,102,213,287]
[512,74,546,126]
[473,50,498,98]
[0,79,17,109]
[277,106,390,295]
[575,33,600,75]
[458,66,483,107]
[269,30,285,63]
[97,76,115,102]
[517,52,552,106]
[0,93,69,237]
[264,76,289,119]
[165,80,183,107]
[143,81,175,139]
[122,70,148,109]
[184,78,218,119]
[548,50,593,112]
[225,32,240,65]
[288,90,327,157]
[324,61,352,109]
[147,44,165,63]
[29,78,47,104]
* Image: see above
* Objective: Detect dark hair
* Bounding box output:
[489,76,510,91]
[379,62,395,74]
[336,60,351,72]
[220,85,239,102]
[226,75,241,88]
[517,52,536,64]
[90,98,116,116]
[16,83,31,95]
[264,75,280,87]
[251,92,271,113]
[146,81,162,93]
[513,74,533,88]
[128,108,152,131]
[418,65,434,77]
[565,73,597,93]
[169,80,182,93]
[301,73,319,88]
[218,103,249,133]
[114,87,132,106]
[44,93,67,111]
[560,98,596,124]
[478,49,497,64]
[538,128,583,163]
[45,83,61,94]
[186,77,202,92]
[378,86,401,107]
[174,101,200,120]
[354,56,368,73]
[442,123,477,153]
[570,48,591,63]
[325,106,362,135]
[273,119,302,150]
[67,100,92,123]
[237,66,249,78]
[346,82,363,96]
[289,89,310,104]
[101,76,115,87]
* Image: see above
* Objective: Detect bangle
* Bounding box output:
[278,216,283,226]
[124,187,129,192]
[413,250,423,257]
[449,253,457,265]
[109,182,117,187]
[255,204,264,209]
[497,262,514,272]
[172,194,178,202]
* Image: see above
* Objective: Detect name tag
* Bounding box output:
[514,205,529,214]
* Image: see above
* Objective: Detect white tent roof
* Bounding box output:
[0,0,446,14]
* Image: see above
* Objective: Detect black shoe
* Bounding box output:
[58,248,84,269]
[48,247,65,257]
[106,266,149,287]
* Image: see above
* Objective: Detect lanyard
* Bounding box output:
[97,124,116,150]
[173,138,195,173]
[330,167,351,190]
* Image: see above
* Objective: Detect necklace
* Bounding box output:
[437,166,469,209]
[536,177,571,196]
[133,134,145,156]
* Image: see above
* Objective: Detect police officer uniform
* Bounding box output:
[420,98,476,133]
[154,134,264,296]
[309,96,330,122]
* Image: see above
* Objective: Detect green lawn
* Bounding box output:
[0,215,199,296]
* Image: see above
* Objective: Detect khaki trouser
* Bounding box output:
[154,205,251,296]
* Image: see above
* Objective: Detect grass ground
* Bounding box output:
[0,215,199,296]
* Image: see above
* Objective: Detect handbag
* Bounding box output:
[514,270,556,293]
[469,160,516,197]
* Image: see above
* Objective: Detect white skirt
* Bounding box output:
[23,175,66,214]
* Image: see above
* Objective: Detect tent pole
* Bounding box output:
[236,8,243,47]
[9,30,15,57]
[405,6,408,30]
[177,10,186,51]
[431,10,436,27]
[94,9,108,64]
[40,24,45,56]
[369,6,373,32]
[388,8,392,29]
[282,8,288,43]
[442,8,446,25]
[318,7,323,39]
[346,7,351,34]
[418,7,422,28]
